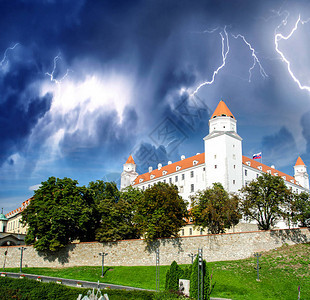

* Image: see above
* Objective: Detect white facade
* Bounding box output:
[121,100,309,213]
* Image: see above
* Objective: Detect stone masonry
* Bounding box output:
[0,228,309,269]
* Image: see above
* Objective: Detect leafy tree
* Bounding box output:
[190,256,211,300]
[190,183,241,234]
[165,261,184,291]
[134,183,188,243]
[241,173,291,230]
[292,191,310,227]
[90,182,141,242]
[22,177,98,252]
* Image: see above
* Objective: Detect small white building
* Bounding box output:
[121,100,309,232]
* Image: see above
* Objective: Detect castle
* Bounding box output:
[121,100,309,232]
[1,100,309,242]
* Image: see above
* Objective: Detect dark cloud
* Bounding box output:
[262,126,298,167]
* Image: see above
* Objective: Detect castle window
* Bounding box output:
[139,178,144,183]
[233,154,236,159]
[148,184,150,188]
[181,229,184,236]
[256,174,259,178]
[245,170,247,176]
[191,184,194,192]
[200,228,203,235]
[175,176,178,182]
[282,176,286,180]
[233,180,236,184]
[203,167,205,171]
[189,228,192,235]
[215,165,217,169]
[258,166,262,171]
[193,160,198,166]
[234,165,236,169]
[150,175,155,179]
[246,161,251,166]
[142,186,145,190]
[169,178,172,183]
[176,166,181,171]
[190,171,194,178]
[182,174,185,180]
[163,179,166,183]
[214,155,216,159]
[267,170,271,174]
[275,172,278,176]
[163,170,167,176]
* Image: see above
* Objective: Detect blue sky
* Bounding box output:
[1,0,310,212]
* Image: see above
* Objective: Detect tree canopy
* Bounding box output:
[190,183,241,234]
[22,177,98,252]
[91,182,141,242]
[134,182,188,243]
[292,191,310,227]
[241,173,291,230]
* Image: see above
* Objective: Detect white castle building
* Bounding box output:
[121,100,309,232]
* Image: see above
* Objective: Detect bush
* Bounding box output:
[165,261,184,291]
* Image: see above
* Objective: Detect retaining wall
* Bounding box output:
[0,228,309,268]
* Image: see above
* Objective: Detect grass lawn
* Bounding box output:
[5,243,310,300]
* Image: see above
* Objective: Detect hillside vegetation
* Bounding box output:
[5,243,310,300]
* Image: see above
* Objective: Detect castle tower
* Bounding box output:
[204,100,243,193]
[0,208,8,233]
[294,156,309,190]
[120,155,139,190]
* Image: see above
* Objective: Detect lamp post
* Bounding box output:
[18,247,26,273]
[188,253,195,264]
[99,252,108,277]
[254,252,262,281]
[2,241,10,271]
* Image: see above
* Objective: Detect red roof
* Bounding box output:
[126,155,135,164]
[242,156,298,185]
[211,100,235,119]
[133,153,205,185]
[295,156,305,166]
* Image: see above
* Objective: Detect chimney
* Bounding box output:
[181,155,185,160]
[271,165,275,169]
[168,161,172,165]
[148,166,153,173]
[158,163,162,170]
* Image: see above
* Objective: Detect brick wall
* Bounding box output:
[0,228,309,269]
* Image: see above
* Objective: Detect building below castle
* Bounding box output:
[121,100,309,233]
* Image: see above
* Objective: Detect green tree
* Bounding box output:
[190,256,211,300]
[89,182,141,242]
[165,261,184,291]
[134,183,188,244]
[21,177,98,252]
[292,191,310,227]
[241,173,291,230]
[191,183,241,234]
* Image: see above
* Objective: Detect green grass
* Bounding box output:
[5,243,310,300]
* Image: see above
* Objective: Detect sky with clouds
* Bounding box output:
[1,0,310,212]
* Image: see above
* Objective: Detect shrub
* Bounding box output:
[165,261,184,291]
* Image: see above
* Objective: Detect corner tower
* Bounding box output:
[120,155,139,190]
[294,156,309,190]
[204,100,243,193]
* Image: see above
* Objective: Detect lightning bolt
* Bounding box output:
[0,43,19,68]
[232,34,268,83]
[191,26,230,96]
[274,15,310,93]
[45,55,71,84]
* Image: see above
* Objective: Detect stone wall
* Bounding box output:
[0,228,309,269]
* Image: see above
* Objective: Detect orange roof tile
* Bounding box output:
[133,153,205,185]
[295,156,305,166]
[126,155,135,164]
[211,100,235,119]
[242,156,298,185]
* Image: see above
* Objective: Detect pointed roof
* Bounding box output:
[295,156,305,166]
[211,100,235,119]
[126,155,135,164]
